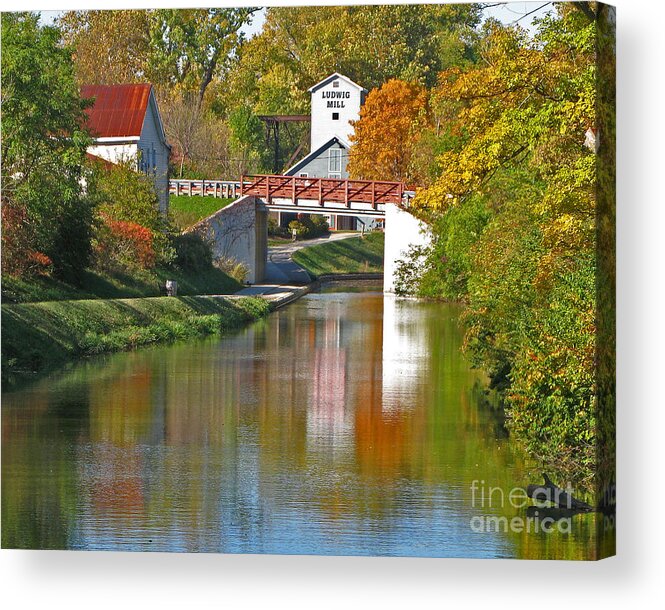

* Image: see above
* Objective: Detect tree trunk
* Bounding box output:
[526,474,594,512]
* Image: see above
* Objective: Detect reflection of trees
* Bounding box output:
[2,392,83,549]
[2,292,607,558]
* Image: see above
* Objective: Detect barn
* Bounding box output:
[81,83,170,214]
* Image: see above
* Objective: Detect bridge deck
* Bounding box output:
[240,174,404,209]
[169,175,413,218]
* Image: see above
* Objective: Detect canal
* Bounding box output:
[2,286,606,558]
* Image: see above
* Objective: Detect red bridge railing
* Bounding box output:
[239,174,405,209]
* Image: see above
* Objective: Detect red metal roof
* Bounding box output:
[81,84,152,138]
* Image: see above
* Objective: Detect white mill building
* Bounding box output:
[284,73,378,231]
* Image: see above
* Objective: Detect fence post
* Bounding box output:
[239,176,244,196]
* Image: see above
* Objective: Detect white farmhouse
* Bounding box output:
[81,84,170,214]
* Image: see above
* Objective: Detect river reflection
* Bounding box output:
[2,288,608,558]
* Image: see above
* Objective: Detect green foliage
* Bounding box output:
[2,295,270,383]
[227,105,267,173]
[288,216,329,240]
[1,12,95,283]
[507,254,597,473]
[268,217,289,238]
[91,161,174,265]
[173,233,213,272]
[222,4,481,113]
[147,8,257,104]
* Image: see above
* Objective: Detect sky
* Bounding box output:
[39,2,556,36]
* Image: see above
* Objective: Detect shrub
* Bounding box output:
[90,160,174,264]
[93,216,155,272]
[288,215,329,240]
[288,220,308,238]
[309,215,330,236]
[174,233,213,271]
[268,217,289,238]
[213,256,249,284]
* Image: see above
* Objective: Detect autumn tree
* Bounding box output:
[221,3,481,116]
[347,79,428,183]
[400,5,607,481]
[58,10,151,85]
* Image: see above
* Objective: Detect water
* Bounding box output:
[2,288,607,558]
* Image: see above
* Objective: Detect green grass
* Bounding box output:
[2,295,270,385]
[2,265,242,304]
[169,195,234,230]
[291,232,385,278]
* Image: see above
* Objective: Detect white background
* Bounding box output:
[1,0,664,608]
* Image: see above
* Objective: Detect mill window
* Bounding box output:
[329,148,342,174]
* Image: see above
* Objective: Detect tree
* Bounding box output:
[400,6,603,481]
[58,10,151,85]
[161,93,241,178]
[148,8,257,106]
[2,12,95,282]
[347,79,428,183]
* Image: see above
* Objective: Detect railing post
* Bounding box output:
[371,181,376,210]
[266,175,270,201]
[292,176,296,205]
[239,175,244,197]
[318,178,323,205]
[345,180,349,208]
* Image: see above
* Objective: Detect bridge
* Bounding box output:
[170,175,414,219]
[172,174,426,293]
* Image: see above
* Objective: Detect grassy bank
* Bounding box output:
[292,232,384,278]
[2,295,269,384]
[2,265,242,304]
[169,195,233,230]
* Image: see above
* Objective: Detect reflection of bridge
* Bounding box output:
[170,175,414,219]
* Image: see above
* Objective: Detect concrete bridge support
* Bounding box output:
[186,195,268,284]
[383,203,431,294]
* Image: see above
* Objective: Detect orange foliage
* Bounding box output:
[95,215,155,270]
[347,79,428,183]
